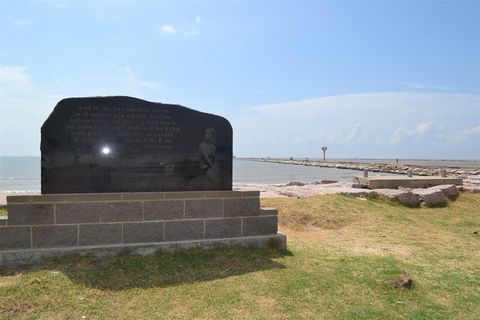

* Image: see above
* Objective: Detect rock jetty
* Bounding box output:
[245,158,480,177]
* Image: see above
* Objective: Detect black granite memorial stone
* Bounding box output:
[41,96,232,194]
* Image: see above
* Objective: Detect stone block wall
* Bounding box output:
[0,191,279,251]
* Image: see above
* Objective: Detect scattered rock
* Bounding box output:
[352,183,366,189]
[318,179,338,184]
[392,273,414,289]
[413,188,447,207]
[278,191,303,199]
[396,192,421,207]
[431,184,459,198]
[463,185,480,193]
[341,190,375,197]
[373,189,420,207]
[286,181,306,186]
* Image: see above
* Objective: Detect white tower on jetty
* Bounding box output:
[322,146,327,161]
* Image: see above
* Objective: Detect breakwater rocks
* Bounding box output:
[244,158,480,177]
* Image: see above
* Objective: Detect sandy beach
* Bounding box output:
[3,174,478,207]
[233,181,367,198]
[0,183,369,206]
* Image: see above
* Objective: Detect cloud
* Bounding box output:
[416,122,431,133]
[158,25,177,34]
[390,127,408,145]
[399,82,451,90]
[41,0,68,9]
[233,92,479,158]
[468,127,480,134]
[390,122,432,145]
[183,30,199,37]
[159,16,202,38]
[0,65,60,116]
[183,15,202,37]
[0,65,64,155]
[441,126,480,144]
[11,19,33,27]
[0,65,33,95]
[344,123,362,142]
[303,123,362,145]
[122,67,160,90]
[0,64,164,155]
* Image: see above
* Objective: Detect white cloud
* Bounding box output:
[442,126,480,144]
[0,64,164,155]
[0,65,33,95]
[389,122,432,145]
[183,30,199,37]
[41,0,68,9]
[159,16,202,38]
[416,122,432,133]
[304,123,362,145]
[183,16,202,37]
[123,67,160,90]
[468,126,480,134]
[0,66,63,155]
[233,92,480,158]
[399,82,451,90]
[0,65,59,116]
[159,25,177,34]
[390,127,409,145]
[344,123,362,142]
[11,19,33,27]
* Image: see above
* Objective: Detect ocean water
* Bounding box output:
[233,159,366,184]
[0,157,40,193]
[1,157,478,193]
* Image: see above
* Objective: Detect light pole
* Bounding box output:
[321,146,327,161]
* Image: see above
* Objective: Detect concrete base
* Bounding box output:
[0,233,286,268]
[1,190,284,268]
[353,176,463,189]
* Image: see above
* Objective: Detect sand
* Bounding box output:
[2,175,479,206]
[233,181,372,198]
[0,182,359,206]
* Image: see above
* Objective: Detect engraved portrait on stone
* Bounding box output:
[188,128,220,189]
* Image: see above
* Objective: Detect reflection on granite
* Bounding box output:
[41,96,232,194]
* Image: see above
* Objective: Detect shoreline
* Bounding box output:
[2,175,479,206]
[239,157,480,177]
[1,159,479,205]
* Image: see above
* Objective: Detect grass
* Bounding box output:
[0,207,7,216]
[1,193,480,319]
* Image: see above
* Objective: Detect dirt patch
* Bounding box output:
[0,274,21,288]
[279,210,346,230]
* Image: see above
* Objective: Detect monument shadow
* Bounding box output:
[1,246,292,291]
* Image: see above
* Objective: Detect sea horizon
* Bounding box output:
[1,156,479,193]
[2,155,480,161]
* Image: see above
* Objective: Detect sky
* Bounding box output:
[0,0,479,159]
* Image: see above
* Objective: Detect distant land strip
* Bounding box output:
[239,158,480,177]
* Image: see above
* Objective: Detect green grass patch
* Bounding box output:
[0,207,7,216]
[1,193,479,319]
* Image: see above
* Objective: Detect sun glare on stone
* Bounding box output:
[101,147,111,155]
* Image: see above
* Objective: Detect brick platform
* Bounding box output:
[1,191,285,267]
